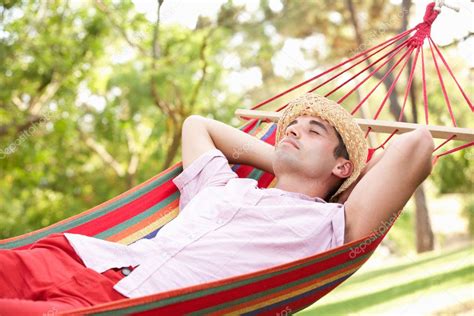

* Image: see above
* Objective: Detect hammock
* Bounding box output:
[1,2,472,315]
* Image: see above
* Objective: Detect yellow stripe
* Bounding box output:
[268,177,278,189]
[117,208,179,245]
[254,122,274,138]
[217,265,361,316]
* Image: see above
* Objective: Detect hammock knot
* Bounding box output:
[408,2,439,48]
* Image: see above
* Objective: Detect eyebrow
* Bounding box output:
[286,119,328,133]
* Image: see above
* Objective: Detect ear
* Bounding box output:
[332,159,354,179]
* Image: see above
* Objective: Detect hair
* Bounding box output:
[326,129,350,201]
[333,129,349,160]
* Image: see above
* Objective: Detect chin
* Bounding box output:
[273,152,301,173]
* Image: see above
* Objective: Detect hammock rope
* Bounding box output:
[242,2,472,164]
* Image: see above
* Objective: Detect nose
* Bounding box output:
[285,123,300,138]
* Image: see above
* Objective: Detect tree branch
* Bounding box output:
[94,0,149,56]
[78,127,126,177]
[28,73,62,116]
[0,115,43,137]
[125,129,139,176]
[399,0,411,34]
[149,0,179,120]
[439,31,474,48]
[188,29,214,111]
[152,0,164,59]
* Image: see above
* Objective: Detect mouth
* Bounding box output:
[281,138,299,150]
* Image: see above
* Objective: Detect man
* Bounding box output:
[0,93,434,314]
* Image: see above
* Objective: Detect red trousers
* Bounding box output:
[0,233,129,315]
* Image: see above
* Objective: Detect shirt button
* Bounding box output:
[121,267,132,276]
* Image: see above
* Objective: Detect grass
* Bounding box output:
[297,244,474,315]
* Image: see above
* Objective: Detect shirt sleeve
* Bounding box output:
[330,203,346,248]
[172,148,238,210]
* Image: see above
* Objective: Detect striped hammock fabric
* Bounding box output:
[0,118,398,315]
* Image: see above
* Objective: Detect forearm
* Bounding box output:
[344,127,434,242]
[385,128,434,183]
[201,116,275,174]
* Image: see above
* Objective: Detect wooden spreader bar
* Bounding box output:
[235,109,474,142]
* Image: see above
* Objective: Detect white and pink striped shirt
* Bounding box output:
[65,148,345,298]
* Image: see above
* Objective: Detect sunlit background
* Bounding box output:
[0,0,473,314]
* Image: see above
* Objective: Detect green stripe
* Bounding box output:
[247,168,264,181]
[190,252,371,315]
[248,119,263,135]
[95,191,180,240]
[0,167,181,249]
[91,240,372,315]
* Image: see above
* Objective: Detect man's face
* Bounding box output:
[273,115,344,180]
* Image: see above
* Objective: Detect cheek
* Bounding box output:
[307,141,334,156]
[306,143,336,167]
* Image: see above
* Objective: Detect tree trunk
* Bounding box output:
[161,126,182,170]
[414,184,435,252]
[126,173,136,189]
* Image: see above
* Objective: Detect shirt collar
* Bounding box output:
[263,187,327,203]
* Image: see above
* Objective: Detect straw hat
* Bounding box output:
[275,93,368,201]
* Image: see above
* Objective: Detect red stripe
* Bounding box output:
[257,172,276,189]
[258,281,342,316]
[136,237,382,314]
[241,119,259,133]
[65,179,178,236]
[67,220,392,315]
[236,164,257,179]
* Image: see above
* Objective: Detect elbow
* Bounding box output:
[415,126,435,150]
[183,115,207,131]
[391,127,434,180]
[409,127,434,178]
[183,114,205,125]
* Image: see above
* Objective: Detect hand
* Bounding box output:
[335,149,383,204]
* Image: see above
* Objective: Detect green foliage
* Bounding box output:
[0,0,243,238]
[0,0,471,246]
[298,245,474,315]
[462,196,474,237]
[432,149,473,194]
[385,206,416,255]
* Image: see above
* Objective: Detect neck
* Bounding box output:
[274,174,330,200]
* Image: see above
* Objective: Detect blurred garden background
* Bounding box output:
[0,0,472,314]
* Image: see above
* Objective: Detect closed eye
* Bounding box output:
[310,130,319,135]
